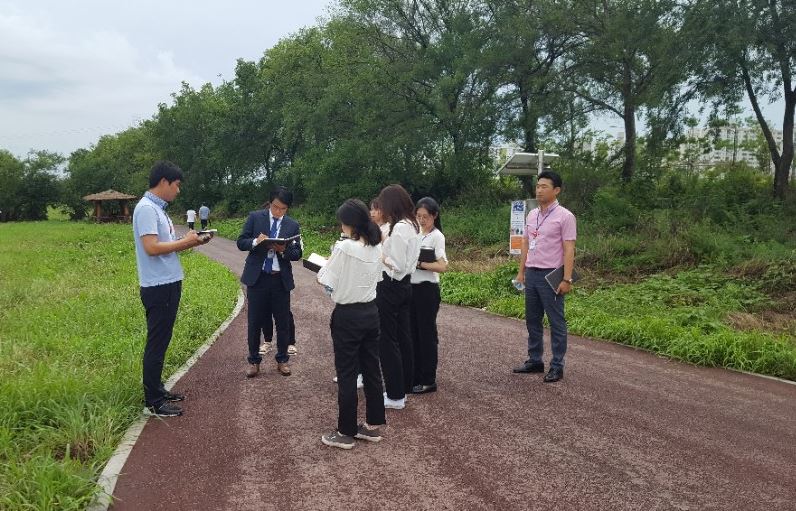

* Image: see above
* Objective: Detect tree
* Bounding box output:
[690,0,794,199]
[571,0,690,182]
[0,150,63,221]
[62,125,156,219]
[484,0,584,154]
[341,0,500,197]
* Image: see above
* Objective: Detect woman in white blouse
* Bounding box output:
[410,197,448,394]
[376,185,421,410]
[317,199,386,450]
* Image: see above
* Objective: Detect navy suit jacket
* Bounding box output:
[237,210,302,290]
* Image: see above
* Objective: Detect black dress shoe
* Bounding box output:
[411,383,437,394]
[513,361,544,374]
[543,367,564,382]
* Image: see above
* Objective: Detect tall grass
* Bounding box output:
[0,221,239,510]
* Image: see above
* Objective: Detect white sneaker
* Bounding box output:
[259,342,272,355]
[383,393,406,410]
[287,345,297,355]
[333,374,364,389]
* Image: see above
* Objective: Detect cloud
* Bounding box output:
[0,7,203,156]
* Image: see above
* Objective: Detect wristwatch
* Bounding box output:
[563,278,573,284]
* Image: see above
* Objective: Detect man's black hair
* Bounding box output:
[269,186,294,207]
[149,160,184,188]
[538,170,562,189]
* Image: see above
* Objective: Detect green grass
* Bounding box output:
[0,221,239,510]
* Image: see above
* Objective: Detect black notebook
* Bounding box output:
[418,247,437,263]
[544,266,581,293]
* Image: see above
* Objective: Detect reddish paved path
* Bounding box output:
[111,234,796,510]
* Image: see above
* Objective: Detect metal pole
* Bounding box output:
[538,149,544,175]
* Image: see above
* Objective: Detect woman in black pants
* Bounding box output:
[318,199,386,449]
[410,197,448,394]
[376,185,421,410]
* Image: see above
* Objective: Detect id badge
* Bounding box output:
[529,239,537,250]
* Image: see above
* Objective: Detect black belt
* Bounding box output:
[527,267,555,272]
[335,301,376,310]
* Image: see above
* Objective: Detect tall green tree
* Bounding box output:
[689,0,794,199]
[571,0,690,182]
[342,0,500,197]
[484,0,584,153]
[0,150,63,221]
[152,83,223,208]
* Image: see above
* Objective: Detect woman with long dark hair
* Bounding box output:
[410,197,448,394]
[318,199,386,449]
[369,198,388,241]
[376,184,421,410]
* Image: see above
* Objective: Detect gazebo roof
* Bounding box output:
[83,189,138,201]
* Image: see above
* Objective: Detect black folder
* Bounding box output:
[418,248,436,263]
[544,266,581,293]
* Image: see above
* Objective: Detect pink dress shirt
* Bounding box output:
[523,201,576,269]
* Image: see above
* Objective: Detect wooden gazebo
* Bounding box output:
[83,189,138,222]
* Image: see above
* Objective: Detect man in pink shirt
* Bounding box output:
[512,171,576,382]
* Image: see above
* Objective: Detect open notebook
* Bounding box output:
[302,252,328,273]
[260,233,301,245]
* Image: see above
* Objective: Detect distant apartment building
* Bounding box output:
[680,126,794,176]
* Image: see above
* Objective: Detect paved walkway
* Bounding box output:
[110,234,796,510]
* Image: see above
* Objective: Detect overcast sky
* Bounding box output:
[0,0,333,158]
[0,1,786,159]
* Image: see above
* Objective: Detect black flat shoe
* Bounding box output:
[543,367,564,383]
[513,361,544,374]
[411,383,437,394]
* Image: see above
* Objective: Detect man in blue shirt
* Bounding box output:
[133,161,212,417]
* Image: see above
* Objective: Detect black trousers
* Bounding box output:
[263,302,296,345]
[411,281,441,386]
[140,281,182,407]
[200,219,208,229]
[246,272,290,364]
[331,301,385,436]
[376,274,413,400]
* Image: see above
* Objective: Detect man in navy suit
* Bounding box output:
[237,187,302,378]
